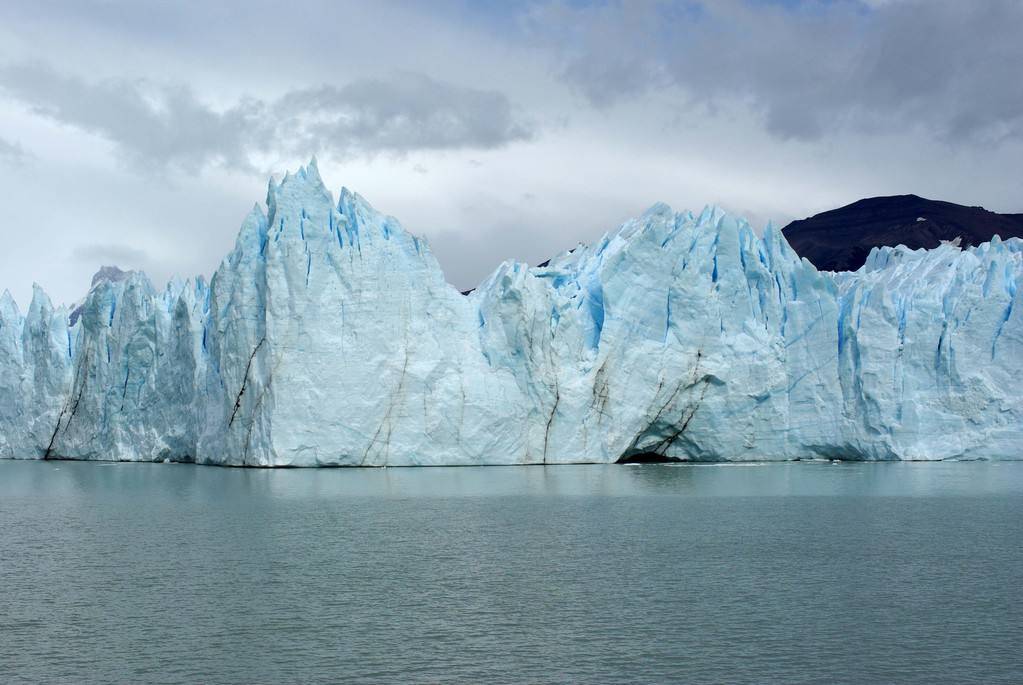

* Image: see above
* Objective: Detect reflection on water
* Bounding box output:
[9,459,1023,500]
[2,459,1022,684]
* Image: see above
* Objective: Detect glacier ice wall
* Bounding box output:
[1,161,1020,465]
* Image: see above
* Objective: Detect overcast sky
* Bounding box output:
[1,0,1021,307]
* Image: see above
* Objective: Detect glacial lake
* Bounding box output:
[1,460,1022,684]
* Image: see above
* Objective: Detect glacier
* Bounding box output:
[0,160,1020,465]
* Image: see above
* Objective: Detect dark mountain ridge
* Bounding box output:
[782,194,1023,272]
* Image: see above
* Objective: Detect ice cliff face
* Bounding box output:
[1,161,1020,465]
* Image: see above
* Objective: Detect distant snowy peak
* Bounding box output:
[66,265,137,327]
[90,265,133,288]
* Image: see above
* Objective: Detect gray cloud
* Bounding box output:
[532,0,1023,144]
[0,63,535,173]
[0,136,27,165]
[0,63,254,172]
[71,243,151,272]
[535,0,671,108]
[272,75,535,158]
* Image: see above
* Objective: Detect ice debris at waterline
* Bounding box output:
[1,161,1021,465]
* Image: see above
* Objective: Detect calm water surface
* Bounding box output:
[1,460,1022,684]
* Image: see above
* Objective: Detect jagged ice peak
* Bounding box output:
[0,162,1019,466]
